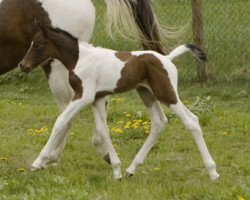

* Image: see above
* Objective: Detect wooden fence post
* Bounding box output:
[191,0,208,82]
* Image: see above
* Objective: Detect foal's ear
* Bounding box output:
[34,20,49,37]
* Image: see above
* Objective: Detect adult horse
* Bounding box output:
[0,0,172,177]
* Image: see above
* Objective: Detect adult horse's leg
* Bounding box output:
[105,0,172,54]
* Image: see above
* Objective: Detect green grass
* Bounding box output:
[0,0,250,199]
[0,69,249,199]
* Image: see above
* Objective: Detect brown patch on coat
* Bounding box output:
[41,59,53,79]
[136,86,156,107]
[0,0,51,75]
[95,91,114,100]
[69,72,83,100]
[115,53,177,105]
[115,52,133,62]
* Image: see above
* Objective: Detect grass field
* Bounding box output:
[0,1,249,200]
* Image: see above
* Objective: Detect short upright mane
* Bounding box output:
[48,27,78,42]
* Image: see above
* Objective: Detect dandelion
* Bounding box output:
[111,127,124,134]
[222,131,228,135]
[116,120,124,125]
[17,168,26,173]
[124,124,130,129]
[111,98,125,103]
[184,100,189,105]
[238,196,245,200]
[70,132,76,136]
[28,126,49,136]
[124,121,132,129]
[153,167,161,172]
[0,157,8,161]
[123,112,131,117]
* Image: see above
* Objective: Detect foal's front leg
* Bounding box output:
[91,98,122,180]
[91,97,111,163]
[31,91,95,170]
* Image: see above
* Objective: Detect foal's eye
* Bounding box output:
[33,43,43,50]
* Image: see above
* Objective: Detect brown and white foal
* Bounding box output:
[19,24,220,181]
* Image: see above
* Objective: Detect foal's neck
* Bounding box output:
[51,29,79,71]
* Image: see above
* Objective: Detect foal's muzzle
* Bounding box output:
[19,62,32,74]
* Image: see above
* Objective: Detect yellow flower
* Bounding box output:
[0,157,8,161]
[238,196,245,200]
[184,100,189,105]
[153,167,161,172]
[41,126,48,132]
[70,132,76,136]
[116,121,124,125]
[117,98,125,103]
[124,124,131,129]
[132,125,139,129]
[115,128,124,134]
[222,131,228,135]
[125,113,131,117]
[111,127,124,134]
[17,168,26,173]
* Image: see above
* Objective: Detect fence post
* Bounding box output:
[191,0,208,82]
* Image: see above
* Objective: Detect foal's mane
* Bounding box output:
[48,27,78,42]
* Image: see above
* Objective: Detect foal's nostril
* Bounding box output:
[19,62,31,73]
[19,62,23,69]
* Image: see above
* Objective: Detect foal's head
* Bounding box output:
[19,22,78,73]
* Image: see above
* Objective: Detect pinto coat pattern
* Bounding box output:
[19,25,220,181]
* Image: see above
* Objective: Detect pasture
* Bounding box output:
[0,0,249,199]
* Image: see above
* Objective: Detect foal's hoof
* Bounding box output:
[115,176,122,181]
[103,154,111,165]
[210,172,220,181]
[30,166,41,172]
[125,171,134,177]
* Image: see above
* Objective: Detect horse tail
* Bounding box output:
[167,44,207,62]
[104,0,181,54]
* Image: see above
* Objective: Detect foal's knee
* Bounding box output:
[184,115,201,133]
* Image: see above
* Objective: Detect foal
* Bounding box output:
[19,24,220,181]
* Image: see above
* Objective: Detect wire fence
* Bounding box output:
[156,0,249,82]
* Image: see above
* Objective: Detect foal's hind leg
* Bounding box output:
[169,99,220,180]
[92,98,122,180]
[126,87,168,176]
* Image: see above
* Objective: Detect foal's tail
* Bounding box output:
[104,0,181,55]
[167,44,208,62]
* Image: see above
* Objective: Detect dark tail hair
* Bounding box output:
[105,0,177,55]
[127,0,166,54]
[168,44,207,62]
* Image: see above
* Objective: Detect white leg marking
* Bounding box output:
[92,98,122,180]
[91,97,110,160]
[169,100,220,181]
[126,101,167,176]
[32,83,96,170]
